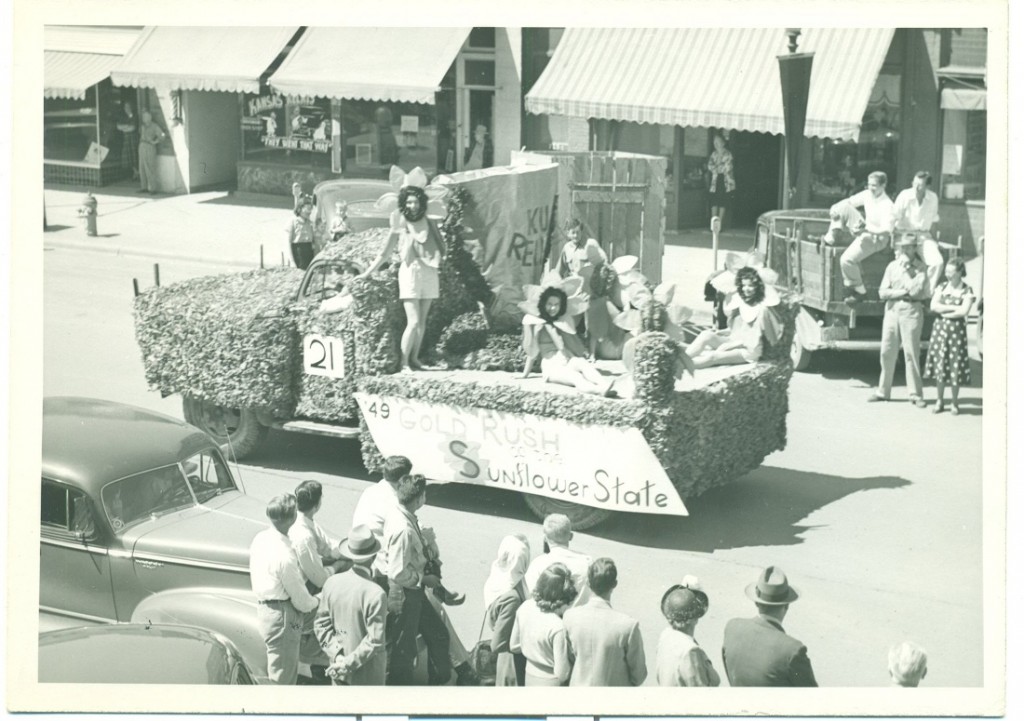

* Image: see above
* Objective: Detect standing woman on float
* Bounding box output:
[361,182,443,371]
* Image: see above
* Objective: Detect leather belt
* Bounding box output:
[258,598,289,605]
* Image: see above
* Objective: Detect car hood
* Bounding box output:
[126,491,269,569]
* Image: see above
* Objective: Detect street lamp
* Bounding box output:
[777,29,814,209]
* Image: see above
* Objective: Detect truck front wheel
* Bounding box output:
[182,396,267,460]
[790,337,812,371]
[521,494,613,531]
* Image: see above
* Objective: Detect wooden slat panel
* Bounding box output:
[572,190,645,204]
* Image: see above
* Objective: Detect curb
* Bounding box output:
[42,235,264,269]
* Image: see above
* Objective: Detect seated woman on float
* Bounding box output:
[686,257,782,369]
[520,272,617,397]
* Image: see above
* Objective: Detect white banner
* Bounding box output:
[354,393,687,516]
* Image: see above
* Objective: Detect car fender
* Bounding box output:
[130,587,327,683]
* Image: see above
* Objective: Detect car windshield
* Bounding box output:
[101,465,195,533]
[100,450,237,533]
[180,449,237,503]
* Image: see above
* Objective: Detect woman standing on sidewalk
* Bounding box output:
[924,257,975,414]
[138,111,165,194]
[286,196,316,270]
[706,133,735,230]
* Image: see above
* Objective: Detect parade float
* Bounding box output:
[134,156,797,529]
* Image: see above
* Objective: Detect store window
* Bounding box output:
[241,92,333,169]
[44,87,99,163]
[339,99,439,178]
[809,73,901,205]
[940,110,986,201]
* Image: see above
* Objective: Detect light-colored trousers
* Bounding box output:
[257,600,304,684]
[916,234,945,296]
[138,142,159,192]
[878,301,924,399]
[840,232,891,288]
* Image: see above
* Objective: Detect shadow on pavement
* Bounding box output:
[237,430,371,481]
[590,466,911,551]
[44,224,73,232]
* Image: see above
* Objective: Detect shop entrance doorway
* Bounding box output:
[728,131,783,228]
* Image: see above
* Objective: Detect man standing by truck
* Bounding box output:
[834,171,895,304]
[893,171,944,295]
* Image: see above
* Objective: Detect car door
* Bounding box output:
[39,478,117,622]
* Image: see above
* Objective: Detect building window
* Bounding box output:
[809,72,901,205]
[467,27,496,50]
[44,89,99,164]
[940,109,986,201]
[241,93,333,169]
[339,99,439,179]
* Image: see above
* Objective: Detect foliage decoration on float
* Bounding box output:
[133,267,303,417]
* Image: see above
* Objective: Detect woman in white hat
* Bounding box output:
[656,577,720,686]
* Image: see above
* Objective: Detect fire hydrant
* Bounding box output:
[79,192,98,236]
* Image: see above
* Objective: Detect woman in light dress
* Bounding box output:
[509,562,576,686]
[361,181,443,371]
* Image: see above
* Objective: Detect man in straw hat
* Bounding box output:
[869,232,930,407]
[314,525,388,686]
[721,566,818,687]
[656,576,720,687]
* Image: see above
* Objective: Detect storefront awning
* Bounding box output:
[268,27,471,103]
[111,26,299,94]
[44,25,143,100]
[941,87,987,111]
[45,51,124,100]
[525,28,896,141]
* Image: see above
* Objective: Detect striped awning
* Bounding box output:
[525,28,896,141]
[268,27,471,103]
[941,87,986,111]
[111,26,299,94]
[45,51,125,99]
[44,26,143,99]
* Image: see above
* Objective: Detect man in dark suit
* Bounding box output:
[721,566,818,687]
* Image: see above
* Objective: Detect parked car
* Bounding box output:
[39,623,256,684]
[39,397,325,681]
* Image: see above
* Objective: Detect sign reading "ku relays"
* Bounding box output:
[354,393,688,516]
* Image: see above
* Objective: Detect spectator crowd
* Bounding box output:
[249,455,928,688]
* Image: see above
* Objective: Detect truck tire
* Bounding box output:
[182,396,267,460]
[790,337,812,372]
[521,493,613,530]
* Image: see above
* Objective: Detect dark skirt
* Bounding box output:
[709,175,733,207]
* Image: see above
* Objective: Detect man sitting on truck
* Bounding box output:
[686,267,781,369]
[833,170,896,304]
[893,171,943,296]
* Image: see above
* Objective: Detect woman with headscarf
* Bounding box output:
[482,534,531,686]
[509,562,576,686]
[656,576,720,687]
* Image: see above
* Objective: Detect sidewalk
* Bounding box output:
[42,183,982,321]
[44,183,294,269]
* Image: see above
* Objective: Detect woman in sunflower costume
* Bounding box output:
[520,273,618,397]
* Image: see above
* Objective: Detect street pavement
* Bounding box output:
[40,183,987,689]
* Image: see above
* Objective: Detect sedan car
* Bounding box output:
[39,623,256,684]
[39,397,328,682]
[41,397,267,628]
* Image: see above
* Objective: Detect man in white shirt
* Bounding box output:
[290,480,347,593]
[893,170,944,295]
[524,513,593,608]
[352,455,479,684]
[834,170,896,302]
[249,494,320,684]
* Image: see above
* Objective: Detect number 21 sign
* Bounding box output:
[303,334,345,378]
